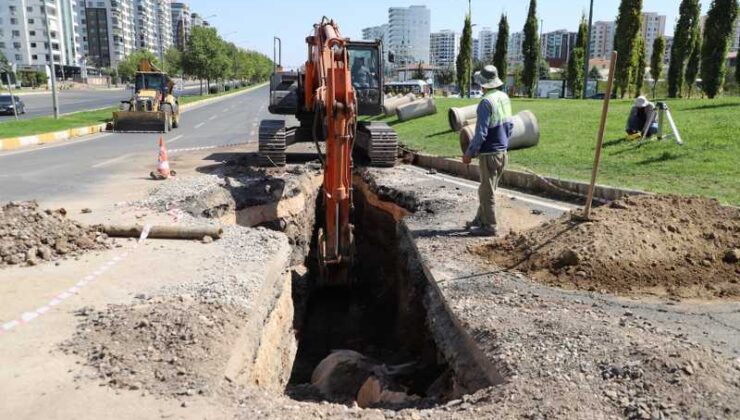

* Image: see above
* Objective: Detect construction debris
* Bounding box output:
[476,195,740,298]
[0,201,113,267]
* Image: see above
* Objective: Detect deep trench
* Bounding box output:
[284,177,458,408]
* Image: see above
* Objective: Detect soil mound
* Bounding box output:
[0,201,112,268]
[475,195,740,298]
[63,296,245,398]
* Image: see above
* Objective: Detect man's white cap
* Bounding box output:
[634,96,649,108]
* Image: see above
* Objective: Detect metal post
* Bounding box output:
[467,0,472,98]
[583,0,594,99]
[5,73,19,120]
[42,0,60,119]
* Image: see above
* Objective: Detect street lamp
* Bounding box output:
[467,0,472,98]
[41,0,60,119]
[583,0,594,99]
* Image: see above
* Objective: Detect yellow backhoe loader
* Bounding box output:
[113,59,180,132]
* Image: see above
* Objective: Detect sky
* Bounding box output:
[186,0,713,68]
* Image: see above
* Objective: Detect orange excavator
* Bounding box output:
[260,18,398,284]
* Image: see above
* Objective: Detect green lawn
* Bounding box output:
[377,96,740,205]
[0,83,263,138]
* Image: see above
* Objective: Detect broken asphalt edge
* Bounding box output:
[0,82,268,152]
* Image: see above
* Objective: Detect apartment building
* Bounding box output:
[508,31,524,66]
[478,27,497,62]
[387,5,430,65]
[429,29,458,67]
[80,0,136,69]
[154,0,171,56]
[472,37,480,61]
[541,29,577,65]
[170,2,190,50]
[589,21,615,59]
[641,12,666,59]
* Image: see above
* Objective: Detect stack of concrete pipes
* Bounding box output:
[448,104,540,153]
[382,94,438,122]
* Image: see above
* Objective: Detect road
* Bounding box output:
[0,85,271,200]
[0,84,204,121]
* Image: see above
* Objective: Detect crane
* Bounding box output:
[260,18,398,284]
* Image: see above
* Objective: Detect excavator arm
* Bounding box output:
[305,18,357,284]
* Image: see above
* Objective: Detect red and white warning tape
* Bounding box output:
[0,224,153,336]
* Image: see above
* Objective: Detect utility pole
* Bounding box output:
[42,0,60,119]
[583,0,594,99]
[536,18,543,97]
[467,0,472,98]
[4,71,19,120]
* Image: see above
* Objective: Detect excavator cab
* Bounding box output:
[347,41,383,116]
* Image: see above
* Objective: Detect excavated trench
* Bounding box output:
[219,163,503,409]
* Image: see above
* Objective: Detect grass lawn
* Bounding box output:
[377,96,740,205]
[0,83,264,138]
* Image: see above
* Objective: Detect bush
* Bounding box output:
[224,84,231,91]
[240,81,247,88]
[208,85,218,94]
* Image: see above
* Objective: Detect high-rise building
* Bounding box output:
[641,12,666,60]
[387,5,430,65]
[472,38,480,61]
[0,0,84,69]
[362,24,389,44]
[662,36,673,66]
[508,32,524,66]
[190,12,209,28]
[171,2,190,50]
[134,0,157,53]
[80,0,136,69]
[541,29,577,66]
[478,27,497,62]
[154,0,172,56]
[429,30,458,67]
[589,21,615,59]
[731,14,740,52]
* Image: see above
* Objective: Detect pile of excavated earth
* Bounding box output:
[476,195,740,298]
[0,201,113,267]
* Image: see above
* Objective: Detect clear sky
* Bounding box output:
[186,0,712,67]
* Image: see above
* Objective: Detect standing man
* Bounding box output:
[463,65,513,237]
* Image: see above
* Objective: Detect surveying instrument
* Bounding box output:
[641,101,683,145]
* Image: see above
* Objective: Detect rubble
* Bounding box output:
[0,201,113,268]
[476,195,740,298]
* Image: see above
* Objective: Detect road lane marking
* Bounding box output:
[167,134,184,144]
[0,133,112,159]
[195,122,205,129]
[208,115,217,121]
[92,153,133,168]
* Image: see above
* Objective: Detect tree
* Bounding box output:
[613,0,643,98]
[117,49,159,83]
[701,0,738,98]
[650,36,666,98]
[736,52,740,93]
[163,47,183,76]
[183,27,227,93]
[492,14,509,88]
[633,37,646,96]
[412,62,426,80]
[456,13,473,97]
[567,15,589,98]
[667,0,701,97]
[521,0,540,97]
[589,66,602,81]
[436,66,455,86]
[684,33,701,97]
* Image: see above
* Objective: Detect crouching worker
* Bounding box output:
[462,65,513,237]
[626,96,657,140]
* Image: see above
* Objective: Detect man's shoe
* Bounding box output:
[470,225,498,237]
[465,219,481,231]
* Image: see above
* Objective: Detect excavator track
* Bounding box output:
[258,120,293,167]
[355,121,398,167]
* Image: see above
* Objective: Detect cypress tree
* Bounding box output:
[700,0,739,98]
[684,31,702,97]
[668,0,701,97]
[736,44,740,92]
[492,14,509,88]
[521,0,540,97]
[613,0,643,98]
[634,37,646,96]
[566,15,589,98]
[456,13,473,97]
[650,36,666,98]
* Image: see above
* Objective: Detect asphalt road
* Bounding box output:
[0,85,271,201]
[0,84,204,121]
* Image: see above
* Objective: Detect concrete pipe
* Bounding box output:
[396,98,437,122]
[382,93,416,116]
[448,104,478,132]
[459,110,540,154]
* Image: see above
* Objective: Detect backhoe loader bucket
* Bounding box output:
[112,110,169,133]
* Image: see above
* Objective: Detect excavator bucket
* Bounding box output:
[112,110,168,133]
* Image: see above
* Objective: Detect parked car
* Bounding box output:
[0,95,26,115]
[469,90,483,98]
[589,92,617,100]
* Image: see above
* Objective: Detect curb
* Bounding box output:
[410,152,649,203]
[0,83,267,152]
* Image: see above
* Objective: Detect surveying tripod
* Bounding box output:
[641,101,683,145]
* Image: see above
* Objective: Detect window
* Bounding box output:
[32,54,38,60]
[27,6,33,12]
[15,54,22,61]
[29,30,36,36]
[28,19,35,24]
[0,42,4,48]
[12,30,20,37]
[11,18,18,25]
[30,42,37,48]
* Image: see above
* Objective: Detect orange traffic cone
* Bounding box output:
[150,136,175,180]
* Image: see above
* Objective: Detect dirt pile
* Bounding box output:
[475,195,740,298]
[0,201,113,268]
[63,296,246,398]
